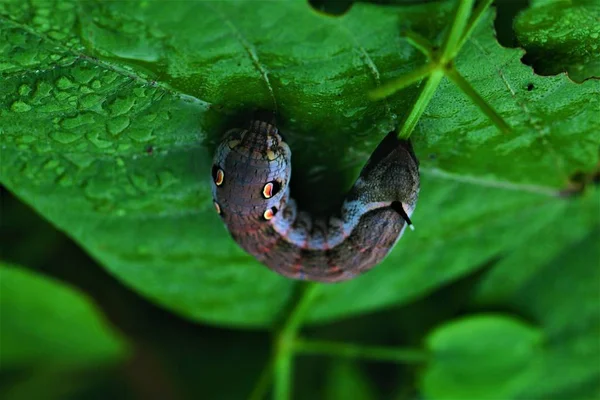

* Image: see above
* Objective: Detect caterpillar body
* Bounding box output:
[211,119,419,283]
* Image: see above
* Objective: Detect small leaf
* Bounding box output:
[474,215,600,399]
[0,263,126,368]
[422,314,543,400]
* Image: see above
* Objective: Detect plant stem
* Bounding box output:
[445,67,512,134]
[294,339,429,364]
[397,69,445,139]
[248,357,275,400]
[369,62,436,100]
[273,351,292,400]
[402,30,435,60]
[441,0,476,63]
[456,0,494,53]
[273,283,321,400]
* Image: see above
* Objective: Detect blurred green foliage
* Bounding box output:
[1,0,598,399]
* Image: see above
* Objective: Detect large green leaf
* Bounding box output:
[0,263,126,368]
[1,1,598,329]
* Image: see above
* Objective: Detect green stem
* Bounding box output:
[248,357,275,400]
[456,0,494,54]
[397,69,445,139]
[294,339,429,364]
[441,0,476,63]
[273,283,321,400]
[274,351,292,400]
[445,67,512,134]
[369,62,436,100]
[402,30,435,60]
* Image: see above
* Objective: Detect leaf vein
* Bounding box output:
[201,3,277,112]
[334,21,395,126]
[422,167,560,196]
[469,36,568,181]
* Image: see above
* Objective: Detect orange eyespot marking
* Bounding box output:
[228,139,240,149]
[263,182,274,199]
[263,207,277,220]
[215,169,224,186]
[262,181,281,199]
[266,150,277,161]
[213,201,221,215]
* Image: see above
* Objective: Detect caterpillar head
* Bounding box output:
[348,134,420,227]
[211,120,291,221]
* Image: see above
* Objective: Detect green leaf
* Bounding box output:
[1,1,598,329]
[0,0,448,327]
[474,218,600,399]
[324,360,376,400]
[474,188,600,303]
[422,314,543,400]
[0,263,126,368]
[421,203,600,399]
[417,11,600,188]
[514,0,600,83]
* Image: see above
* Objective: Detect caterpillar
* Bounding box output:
[211,117,419,283]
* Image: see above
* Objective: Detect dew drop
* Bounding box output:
[343,107,365,118]
[157,170,177,188]
[79,85,93,94]
[55,90,70,101]
[117,143,132,152]
[18,135,36,144]
[86,132,114,149]
[63,153,94,168]
[140,113,158,123]
[72,68,97,84]
[60,114,95,129]
[133,87,148,98]
[108,96,136,116]
[43,159,60,170]
[129,172,156,192]
[107,116,131,136]
[127,127,155,143]
[56,76,75,90]
[80,94,105,111]
[56,174,74,187]
[32,81,53,103]
[83,177,116,201]
[11,101,32,112]
[18,84,32,96]
[50,130,83,144]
